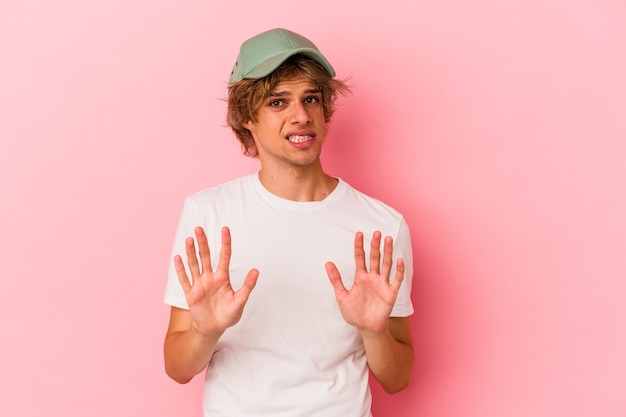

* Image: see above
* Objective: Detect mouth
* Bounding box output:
[286,135,313,143]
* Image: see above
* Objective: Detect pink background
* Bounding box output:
[1,0,625,416]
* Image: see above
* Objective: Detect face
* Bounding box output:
[243,76,327,172]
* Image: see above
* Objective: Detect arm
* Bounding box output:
[359,316,414,393]
[164,306,223,384]
[164,226,259,384]
[326,231,414,393]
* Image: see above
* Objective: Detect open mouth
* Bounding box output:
[287,135,313,143]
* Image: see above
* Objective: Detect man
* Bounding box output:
[163,28,414,417]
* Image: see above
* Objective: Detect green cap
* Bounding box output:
[229,28,336,84]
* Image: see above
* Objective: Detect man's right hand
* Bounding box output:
[174,226,259,337]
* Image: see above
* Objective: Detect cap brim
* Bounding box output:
[240,48,335,81]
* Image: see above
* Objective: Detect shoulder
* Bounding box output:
[339,179,404,220]
[186,174,256,205]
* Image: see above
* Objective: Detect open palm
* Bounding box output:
[325,231,405,334]
[174,226,259,336]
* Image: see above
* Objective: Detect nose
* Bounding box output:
[289,101,311,124]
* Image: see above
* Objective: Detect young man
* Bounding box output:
[164,28,414,417]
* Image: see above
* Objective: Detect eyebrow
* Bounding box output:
[269,87,322,97]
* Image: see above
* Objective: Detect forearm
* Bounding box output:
[164,326,223,384]
[361,318,414,393]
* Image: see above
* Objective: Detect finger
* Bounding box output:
[216,226,232,274]
[174,254,192,293]
[380,235,394,282]
[234,268,259,305]
[184,236,201,278]
[369,231,382,274]
[390,258,405,294]
[194,226,213,274]
[325,261,348,295]
[353,232,366,272]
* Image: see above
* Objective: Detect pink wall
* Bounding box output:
[1,1,625,416]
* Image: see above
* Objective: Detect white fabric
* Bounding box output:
[164,173,414,417]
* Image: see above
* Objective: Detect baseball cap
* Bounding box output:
[229,28,336,84]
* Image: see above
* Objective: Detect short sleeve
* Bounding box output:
[163,198,202,310]
[390,217,414,317]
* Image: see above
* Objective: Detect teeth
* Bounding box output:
[287,135,312,143]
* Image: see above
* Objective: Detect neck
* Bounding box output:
[258,163,338,202]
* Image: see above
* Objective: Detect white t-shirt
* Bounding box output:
[164,173,414,417]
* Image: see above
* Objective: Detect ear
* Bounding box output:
[243,120,255,132]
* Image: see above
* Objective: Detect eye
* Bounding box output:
[304,96,320,104]
[269,99,285,108]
